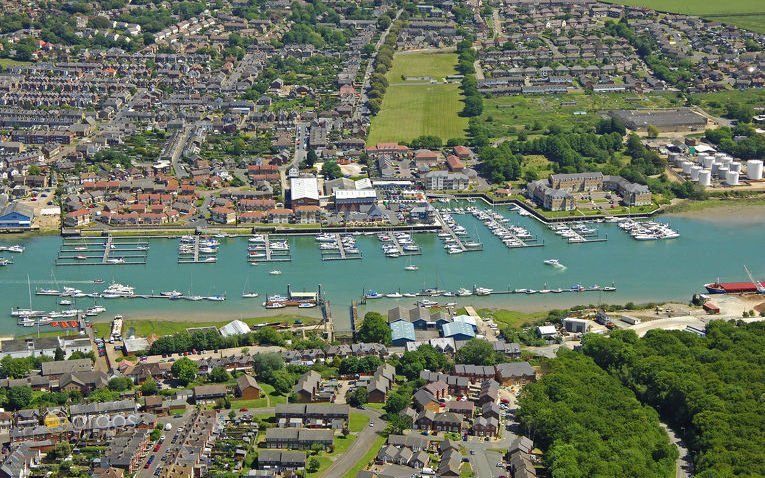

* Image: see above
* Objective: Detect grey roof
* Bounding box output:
[390,321,416,342]
[41,358,93,376]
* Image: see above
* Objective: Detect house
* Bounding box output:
[0,444,40,478]
[536,325,557,339]
[473,416,499,437]
[438,449,463,477]
[423,381,448,400]
[481,402,502,420]
[193,385,228,403]
[445,400,474,419]
[210,207,236,224]
[441,322,476,341]
[257,450,306,471]
[104,429,150,473]
[413,389,439,412]
[57,371,108,394]
[294,371,321,402]
[366,364,396,403]
[264,428,334,450]
[495,362,536,387]
[235,375,262,400]
[290,176,320,208]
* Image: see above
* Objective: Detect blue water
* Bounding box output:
[0,205,762,335]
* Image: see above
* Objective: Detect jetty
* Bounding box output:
[248,234,292,263]
[56,235,149,266]
[178,236,218,264]
[434,210,482,253]
[321,234,363,261]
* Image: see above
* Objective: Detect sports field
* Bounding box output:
[367,52,468,144]
[603,0,765,33]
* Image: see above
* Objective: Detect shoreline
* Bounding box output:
[666,200,765,225]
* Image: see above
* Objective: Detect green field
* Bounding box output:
[602,0,765,32]
[368,52,468,144]
[91,315,315,339]
[481,92,680,140]
[690,89,765,118]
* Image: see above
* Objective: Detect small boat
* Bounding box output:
[385,292,403,298]
[7,245,24,253]
[59,299,72,306]
[365,290,383,299]
[205,295,226,302]
[264,302,286,309]
[74,246,87,251]
[404,265,419,271]
[402,293,417,298]
[202,257,217,263]
[92,279,104,284]
[106,257,125,264]
[160,291,183,298]
[137,244,150,250]
[457,288,472,296]
[298,302,316,308]
[417,299,439,307]
[543,259,564,267]
[475,287,493,296]
[269,270,282,275]
[36,289,60,296]
[75,255,88,261]
[242,292,260,298]
[86,306,106,316]
[183,295,204,301]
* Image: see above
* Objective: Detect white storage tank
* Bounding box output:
[715,152,727,160]
[668,152,680,164]
[711,162,721,175]
[725,171,739,186]
[690,166,702,181]
[698,170,712,187]
[701,155,714,168]
[717,166,729,179]
[681,161,693,174]
[720,157,733,168]
[729,162,741,174]
[747,160,763,180]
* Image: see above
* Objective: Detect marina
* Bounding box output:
[317,233,364,261]
[378,230,423,258]
[435,210,482,254]
[56,236,149,266]
[0,206,763,334]
[177,235,219,264]
[470,208,543,248]
[247,234,292,263]
[548,222,608,244]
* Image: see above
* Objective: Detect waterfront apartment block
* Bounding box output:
[527,172,651,211]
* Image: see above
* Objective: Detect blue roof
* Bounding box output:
[441,321,476,338]
[390,320,416,342]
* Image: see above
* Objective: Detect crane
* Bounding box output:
[744,265,765,294]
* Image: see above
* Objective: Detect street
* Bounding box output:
[321,407,385,478]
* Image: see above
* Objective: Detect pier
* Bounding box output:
[435,210,482,253]
[56,235,149,266]
[321,234,363,261]
[248,234,292,263]
[471,209,542,249]
[178,236,218,264]
[548,223,608,244]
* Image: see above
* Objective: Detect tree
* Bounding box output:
[357,312,391,346]
[141,377,158,395]
[28,165,42,176]
[384,392,409,416]
[307,457,321,473]
[208,366,231,383]
[646,124,660,139]
[252,352,285,380]
[54,347,65,361]
[454,339,497,366]
[171,357,198,386]
[321,160,342,179]
[8,386,32,410]
[462,95,483,117]
[388,414,412,435]
[108,377,133,392]
[346,387,368,407]
[305,148,318,168]
[270,369,295,395]
[409,135,443,150]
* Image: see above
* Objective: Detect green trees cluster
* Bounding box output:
[456,40,482,117]
[705,125,765,160]
[582,322,765,476]
[338,356,383,376]
[367,20,402,116]
[345,387,368,407]
[149,326,288,355]
[454,338,501,365]
[320,160,343,180]
[171,357,198,386]
[511,131,623,173]
[517,349,677,477]
[357,312,392,346]
[282,2,349,49]
[478,143,521,183]
[409,135,442,150]
[397,344,452,380]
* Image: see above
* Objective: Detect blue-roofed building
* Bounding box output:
[0,203,33,230]
[441,321,476,341]
[390,321,416,346]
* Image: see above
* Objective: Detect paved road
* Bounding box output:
[463,431,514,478]
[321,407,385,478]
[661,423,692,478]
[137,412,194,478]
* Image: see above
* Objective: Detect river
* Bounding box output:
[0,203,762,335]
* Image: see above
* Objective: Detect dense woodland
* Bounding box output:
[516,349,678,478]
[582,322,765,477]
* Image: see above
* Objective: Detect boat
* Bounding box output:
[404,265,419,271]
[184,295,204,301]
[102,283,135,297]
[205,295,226,302]
[137,245,150,250]
[543,259,563,267]
[160,291,183,298]
[417,299,439,307]
[69,321,78,327]
[75,255,88,261]
[106,257,125,264]
[365,290,383,299]
[93,279,104,284]
[86,306,106,316]
[36,288,60,296]
[269,270,282,275]
[7,245,24,253]
[242,292,260,298]
[59,299,72,306]
[402,293,417,298]
[457,288,472,296]
[385,292,403,298]
[475,287,493,296]
[264,302,286,309]
[202,257,217,263]
[74,246,87,251]
[50,321,59,327]
[298,302,317,308]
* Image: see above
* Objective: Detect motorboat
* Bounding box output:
[205,295,226,302]
[183,295,204,301]
[264,302,286,309]
[36,289,60,296]
[365,290,383,299]
[543,259,564,267]
[7,245,24,253]
[75,255,88,261]
[202,257,217,263]
[242,292,260,298]
[269,270,282,275]
[137,245,150,250]
[298,302,316,308]
[402,293,417,298]
[475,287,493,296]
[161,290,183,298]
[59,299,72,306]
[457,288,472,296]
[102,283,135,297]
[417,299,439,307]
[404,265,419,271]
[86,306,106,316]
[385,292,403,298]
[106,257,125,264]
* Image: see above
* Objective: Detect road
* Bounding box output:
[136,411,194,478]
[661,423,693,478]
[321,407,385,478]
[463,431,514,478]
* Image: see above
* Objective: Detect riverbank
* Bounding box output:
[665,198,765,225]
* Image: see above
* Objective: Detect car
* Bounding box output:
[368,422,374,427]
[160,436,165,441]
[144,462,151,469]
[470,450,476,455]
[239,408,248,412]
[153,444,161,452]
[497,462,504,467]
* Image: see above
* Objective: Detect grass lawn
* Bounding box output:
[481,92,679,139]
[231,384,286,408]
[601,0,765,32]
[91,315,315,338]
[475,308,548,328]
[307,433,359,478]
[368,52,468,144]
[387,51,459,80]
[691,89,765,118]
[343,433,387,478]
[349,412,369,433]
[0,58,32,67]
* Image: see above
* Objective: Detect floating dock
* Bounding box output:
[248,234,292,263]
[178,236,218,264]
[57,236,149,266]
[434,211,482,253]
[321,234,363,261]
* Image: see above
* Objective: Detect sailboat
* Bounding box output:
[242,275,259,298]
[184,273,204,301]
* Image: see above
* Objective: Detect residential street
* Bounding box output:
[321,407,385,478]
